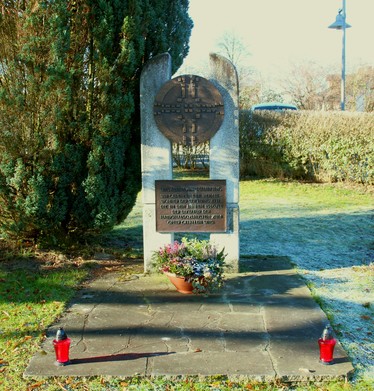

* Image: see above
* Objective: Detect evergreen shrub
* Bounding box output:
[240,110,374,185]
[0,1,193,242]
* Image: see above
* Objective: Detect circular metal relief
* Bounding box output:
[153,75,224,146]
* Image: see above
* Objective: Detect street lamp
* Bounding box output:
[328,0,351,111]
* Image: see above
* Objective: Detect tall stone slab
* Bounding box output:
[140,53,173,271]
[140,53,239,273]
[208,53,240,272]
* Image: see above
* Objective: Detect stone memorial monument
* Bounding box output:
[140,53,239,272]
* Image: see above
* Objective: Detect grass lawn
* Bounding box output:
[239,180,373,382]
[0,179,373,390]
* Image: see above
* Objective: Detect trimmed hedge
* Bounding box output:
[240,110,374,185]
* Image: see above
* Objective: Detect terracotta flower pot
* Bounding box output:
[164,272,194,294]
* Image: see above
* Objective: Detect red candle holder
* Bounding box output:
[318,325,336,365]
[53,327,71,366]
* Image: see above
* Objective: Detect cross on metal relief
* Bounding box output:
[153,75,224,146]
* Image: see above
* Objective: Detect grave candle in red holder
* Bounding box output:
[318,325,336,365]
[53,327,71,366]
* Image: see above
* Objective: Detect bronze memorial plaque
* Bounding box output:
[153,75,224,146]
[155,180,226,233]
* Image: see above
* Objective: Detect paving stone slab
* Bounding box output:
[24,258,354,381]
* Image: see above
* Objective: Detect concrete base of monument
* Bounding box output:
[24,257,354,382]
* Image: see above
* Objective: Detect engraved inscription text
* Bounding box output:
[155,180,227,232]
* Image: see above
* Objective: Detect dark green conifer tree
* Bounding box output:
[0,0,193,241]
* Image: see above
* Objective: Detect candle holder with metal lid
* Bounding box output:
[318,325,337,365]
[53,327,71,366]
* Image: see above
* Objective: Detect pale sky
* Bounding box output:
[180,0,374,89]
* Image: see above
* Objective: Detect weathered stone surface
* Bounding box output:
[208,53,240,272]
[140,53,174,270]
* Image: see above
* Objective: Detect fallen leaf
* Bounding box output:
[27,381,44,390]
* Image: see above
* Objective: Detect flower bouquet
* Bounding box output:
[152,237,226,294]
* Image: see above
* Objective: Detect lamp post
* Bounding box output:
[328,0,351,111]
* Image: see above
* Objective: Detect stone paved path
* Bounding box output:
[25,258,354,381]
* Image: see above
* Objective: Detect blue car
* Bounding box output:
[251,102,298,111]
